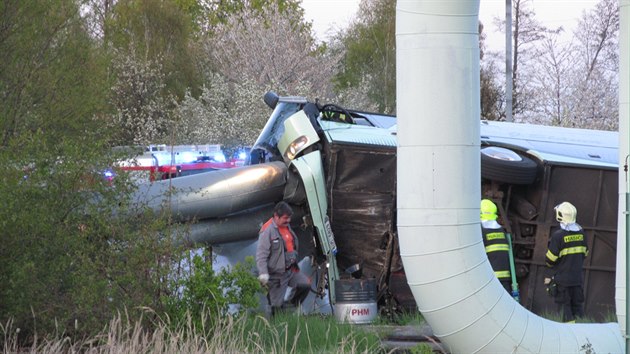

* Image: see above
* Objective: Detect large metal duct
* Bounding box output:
[172,203,307,246]
[131,162,287,221]
[396,1,624,352]
[172,203,276,245]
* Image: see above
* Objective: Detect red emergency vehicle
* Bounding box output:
[116,144,236,182]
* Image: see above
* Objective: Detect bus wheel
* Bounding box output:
[481,146,537,185]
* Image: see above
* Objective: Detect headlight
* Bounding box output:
[286,136,309,160]
[277,111,320,163]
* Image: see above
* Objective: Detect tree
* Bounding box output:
[526,32,578,126]
[81,0,116,40]
[109,51,172,146]
[172,75,269,150]
[507,0,549,117]
[106,0,201,99]
[336,1,504,117]
[0,0,182,342]
[202,3,336,100]
[197,0,307,34]
[491,0,551,120]
[333,0,396,114]
[520,0,618,129]
[0,1,109,147]
[172,2,340,151]
[479,21,504,121]
[570,0,619,130]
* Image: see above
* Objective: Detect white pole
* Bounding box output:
[505,0,513,122]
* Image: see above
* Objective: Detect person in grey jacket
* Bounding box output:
[256,201,310,315]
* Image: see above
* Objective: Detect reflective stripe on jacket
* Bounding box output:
[481,223,511,280]
[546,227,588,286]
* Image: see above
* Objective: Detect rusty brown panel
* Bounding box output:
[330,190,396,274]
[544,166,617,228]
[324,142,398,278]
[587,230,617,270]
[584,268,617,320]
[327,144,396,193]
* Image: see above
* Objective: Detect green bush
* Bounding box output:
[165,252,262,331]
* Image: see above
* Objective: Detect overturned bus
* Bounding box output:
[136,92,618,321]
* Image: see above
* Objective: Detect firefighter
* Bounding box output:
[544,201,588,323]
[480,199,512,293]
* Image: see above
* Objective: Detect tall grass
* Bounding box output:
[243,312,384,353]
[2,310,385,353]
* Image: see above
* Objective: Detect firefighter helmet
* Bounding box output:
[554,202,577,223]
[480,199,498,221]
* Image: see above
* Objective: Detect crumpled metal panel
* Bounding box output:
[323,141,399,280]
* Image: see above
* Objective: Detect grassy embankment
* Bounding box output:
[1,311,438,353]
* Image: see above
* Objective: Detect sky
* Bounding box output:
[301,0,360,41]
[302,0,600,51]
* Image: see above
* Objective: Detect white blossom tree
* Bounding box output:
[110,50,172,146]
[172,74,270,151]
[168,2,344,152]
[202,4,339,101]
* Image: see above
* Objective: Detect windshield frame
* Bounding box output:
[250,100,306,164]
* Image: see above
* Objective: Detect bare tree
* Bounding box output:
[570,0,619,130]
[493,0,549,118]
[526,32,578,126]
[575,0,619,81]
[500,0,618,129]
[511,0,552,117]
[479,21,504,121]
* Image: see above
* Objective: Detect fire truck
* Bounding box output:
[117,144,239,182]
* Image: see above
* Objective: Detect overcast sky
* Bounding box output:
[302,0,599,51]
[301,0,359,41]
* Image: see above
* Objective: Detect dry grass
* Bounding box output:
[2,310,385,353]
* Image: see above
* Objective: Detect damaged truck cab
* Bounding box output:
[249,92,411,313]
[247,91,619,321]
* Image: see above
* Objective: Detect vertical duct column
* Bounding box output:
[396,1,623,352]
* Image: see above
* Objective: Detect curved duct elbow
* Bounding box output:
[396,1,624,352]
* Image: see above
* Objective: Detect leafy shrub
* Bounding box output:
[165,251,262,331]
